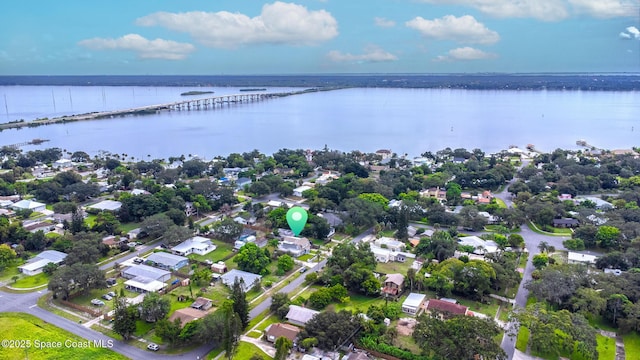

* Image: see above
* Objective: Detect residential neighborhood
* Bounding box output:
[1,144,640,360]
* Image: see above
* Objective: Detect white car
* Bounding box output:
[147,343,159,351]
[91,299,105,306]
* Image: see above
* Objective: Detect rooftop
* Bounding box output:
[122,264,170,281]
[403,293,427,308]
[87,200,122,211]
[147,252,188,267]
[426,299,469,315]
[286,305,320,325]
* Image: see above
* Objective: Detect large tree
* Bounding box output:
[413,314,506,360]
[212,217,244,243]
[140,292,171,323]
[113,296,137,340]
[300,310,360,351]
[231,278,250,329]
[234,242,270,275]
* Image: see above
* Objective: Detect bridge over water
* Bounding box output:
[0,88,324,130]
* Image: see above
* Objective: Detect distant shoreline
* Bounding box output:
[1,74,639,91]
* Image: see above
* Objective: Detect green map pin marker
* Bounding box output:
[286,207,308,236]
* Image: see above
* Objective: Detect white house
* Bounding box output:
[11,199,46,213]
[567,252,598,265]
[18,250,67,276]
[402,293,427,316]
[52,158,73,170]
[458,236,498,255]
[278,236,311,257]
[374,237,405,252]
[87,200,122,211]
[220,269,262,292]
[171,236,216,256]
[293,185,313,197]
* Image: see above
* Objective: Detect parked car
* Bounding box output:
[205,259,213,265]
[133,257,144,264]
[299,267,307,273]
[107,291,116,297]
[147,343,159,351]
[91,299,105,306]
[102,294,112,301]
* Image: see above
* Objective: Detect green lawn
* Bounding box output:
[134,319,154,337]
[455,297,500,318]
[234,341,273,360]
[255,314,280,332]
[596,334,616,360]
[0,261,24,283]
[0,312,128,360]
[120,222,141,232]
[589,315,617,332]
[516,326,530,352]
[188,239,235,263]
[495,198,508,208]
[11,272,49,288]
[624,332,640,358]
[298,253,314,261]
[375,260,413,275]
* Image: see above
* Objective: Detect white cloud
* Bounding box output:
[417,0,570,21]
[568,0,637,18]
[374,17,396,28]
[406,15,500,44]
[78,34,195,60]
[620,26,640,39]
[136,2,338,48]
[327,45,398,62]
[434,46,498,61]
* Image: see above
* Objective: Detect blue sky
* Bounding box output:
[1,0,638,74]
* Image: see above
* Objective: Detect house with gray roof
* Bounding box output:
[18,250,67,276]
[87,200,122,211]
[146,252,189,271]
[285,305,320,327]
[121,264,171,283]
[278,236,311,257]
[220,269,262,292]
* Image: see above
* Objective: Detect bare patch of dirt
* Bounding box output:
[396,317,417,336]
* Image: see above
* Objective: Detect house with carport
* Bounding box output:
[171,236,216,256]
[146,252,189,271]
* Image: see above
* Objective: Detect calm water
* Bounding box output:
[1,86,638,159]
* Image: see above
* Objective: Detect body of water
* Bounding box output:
[1,86,638,159]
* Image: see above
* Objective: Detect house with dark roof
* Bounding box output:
[552,218,580,228]
[425,299,471,319]
[264,323,301,343]
[190,297,213,311]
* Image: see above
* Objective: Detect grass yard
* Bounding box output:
[455,297,500,318]
[375,260,413,275]
[298,253,314,261]
[11,272,49,289]
[515,326,530,352]
[0,261,24,283]
[494,198,508,208]
[134,319,154,337]
[588,315,617,332]
[0,312,128,360]
[120,222,141,232]
[623,331,640,358]
[188,240,235,263]
[255,314,280,332]
[234,341,273,360]
[596,334,616,360]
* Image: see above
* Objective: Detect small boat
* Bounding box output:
[239,88,267,92]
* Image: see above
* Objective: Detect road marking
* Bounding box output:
[38,291,42,293]
[29,305,37,308]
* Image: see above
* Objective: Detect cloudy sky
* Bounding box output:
[1,0,638,74]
